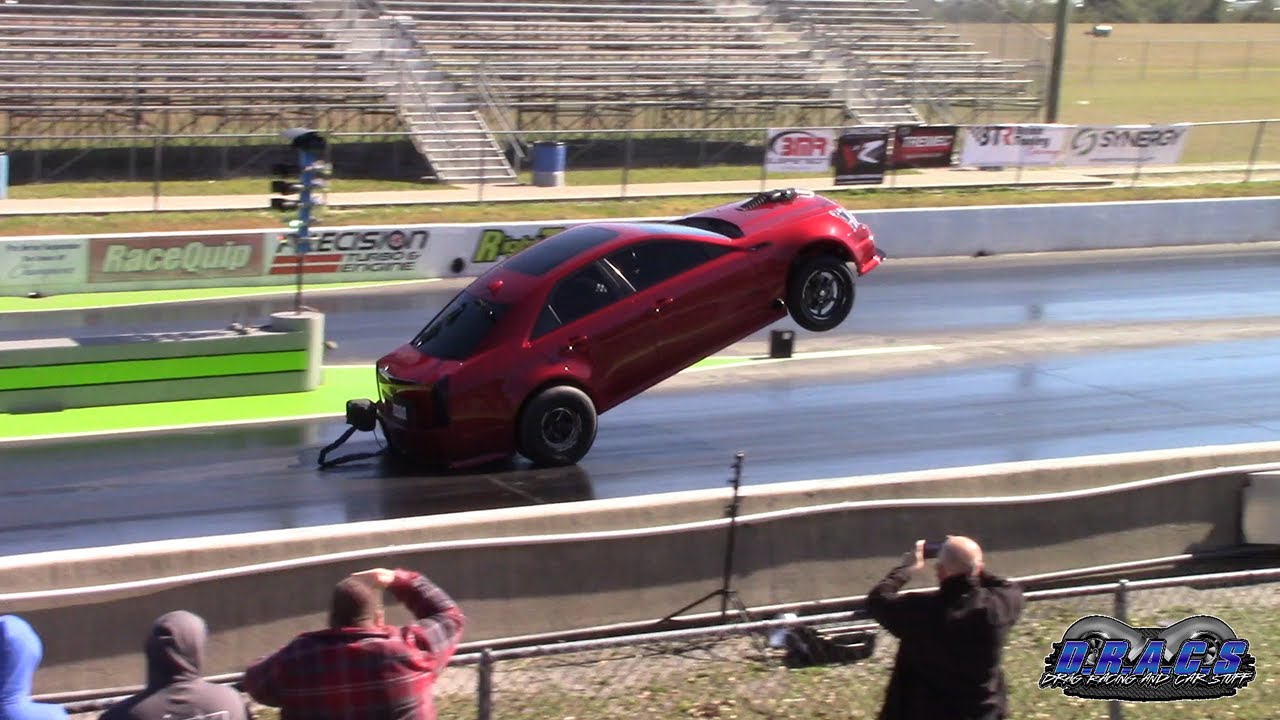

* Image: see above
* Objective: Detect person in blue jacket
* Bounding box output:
[0,616,66,720]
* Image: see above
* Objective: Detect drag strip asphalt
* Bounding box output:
[4,244,1280,555]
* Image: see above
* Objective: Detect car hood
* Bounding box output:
[688,192,836,238]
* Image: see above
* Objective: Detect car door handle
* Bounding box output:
[653,297,674,312]
[561,335,589,353]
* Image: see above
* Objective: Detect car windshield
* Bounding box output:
[499,225,620,276]
[411,291,508,361]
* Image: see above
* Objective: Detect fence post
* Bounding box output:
[1245,120,1267,183]
[477,648,494,720]
[152,135,162,211]
[1109,579,1129,720]
[622,128,632,200]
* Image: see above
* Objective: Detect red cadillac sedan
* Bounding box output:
[373,188,883,468]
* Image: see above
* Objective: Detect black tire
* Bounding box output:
[786,254,855,332]
[517,385,598,467]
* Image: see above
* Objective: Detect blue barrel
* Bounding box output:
[0,152,8,200]
[531,141,566,187]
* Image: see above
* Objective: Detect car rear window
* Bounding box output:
[499,225,620,276]
[411,291,508,361]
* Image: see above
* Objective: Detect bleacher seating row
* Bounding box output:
[0,0,1044,182]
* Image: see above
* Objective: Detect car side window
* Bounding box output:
[536,262,623,337]
[606,240,727,293]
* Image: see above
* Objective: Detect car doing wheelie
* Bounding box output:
[374,188,884,468]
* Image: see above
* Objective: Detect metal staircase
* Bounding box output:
[308,0,516,184]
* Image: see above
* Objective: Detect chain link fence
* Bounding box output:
[423,569,1280,720]
[54,565,1280,719]
[1,118,1278,206]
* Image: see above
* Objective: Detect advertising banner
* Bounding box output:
[891,125,957,169]
[88,232,263,284]
[834,127,890,185]
[764,128,836,174]
[266,227,432,278]
[1062,124,1191,166]
[0,238,87,290]
[958,124,1069,167]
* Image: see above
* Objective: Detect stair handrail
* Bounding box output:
[474,62,526,162]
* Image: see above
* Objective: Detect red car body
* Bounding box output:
[374,189,883,468]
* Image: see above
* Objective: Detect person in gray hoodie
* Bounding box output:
[99,611,250,720]
[0,615,67,720]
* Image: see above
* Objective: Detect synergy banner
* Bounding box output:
[1062,124,1192,166]
[764,128,836,173]
[958,124,1070,167]
[891,125,957,169]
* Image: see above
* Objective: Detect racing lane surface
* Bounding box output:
[3,244,1280,361]
[4,335,1280,556]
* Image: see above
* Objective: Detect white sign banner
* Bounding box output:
[266,226,433,279]
[765,128,836,173]
[958,124,1070,167]
[1062,124,1192,166]
[0,238,87,291]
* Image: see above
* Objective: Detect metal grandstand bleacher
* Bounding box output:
[0,0,1046,185]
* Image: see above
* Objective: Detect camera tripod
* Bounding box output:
[660,452,752,625]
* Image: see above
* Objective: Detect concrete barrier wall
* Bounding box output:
[856,196,1280,259]
[3,197,1278,296]
[3,448,1277,693]
[0,311,323,413]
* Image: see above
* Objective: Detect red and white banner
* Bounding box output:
[891,125,957,169]
[765,128,835,173]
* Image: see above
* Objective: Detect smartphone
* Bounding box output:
[922,539,945,560]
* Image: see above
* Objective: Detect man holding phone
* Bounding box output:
[866,536,1025,720]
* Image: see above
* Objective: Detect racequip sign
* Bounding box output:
[269,228,430,275]
[89,234,262,282]
[765,128,836,173]
[958,124,1069,167]
[1063,124,1191,166]
[471,226,567,264]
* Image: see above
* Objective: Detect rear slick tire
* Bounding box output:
[518,385,598,467]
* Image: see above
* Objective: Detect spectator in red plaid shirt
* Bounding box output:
[242,567,465,720]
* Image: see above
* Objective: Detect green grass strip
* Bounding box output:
[0,355,762,440]
[0,350,307,391]
[0,279,438,314]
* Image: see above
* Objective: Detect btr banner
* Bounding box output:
[958,124,1069,167]
[891,125,957,169]
[1062,124,1191,166]
[764,128,836,173]
[834,127,890,185]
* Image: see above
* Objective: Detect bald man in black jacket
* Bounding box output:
[867,536,1025,720]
